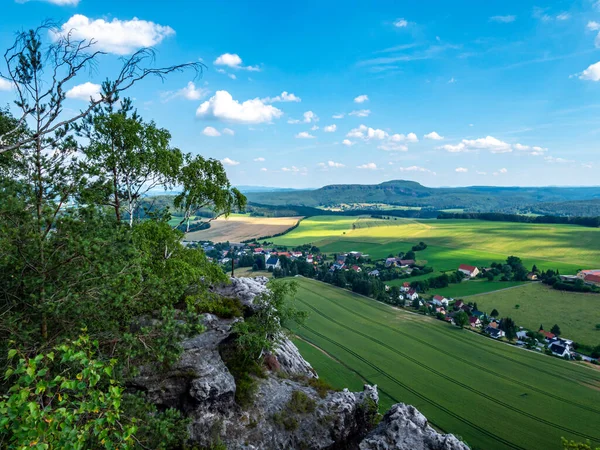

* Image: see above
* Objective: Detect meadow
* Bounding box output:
[289,278,600,450]
[272,216,600,273]
[470,283,600,346]
[185,214,302,242]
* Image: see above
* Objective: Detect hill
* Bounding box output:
[245,180,600,214]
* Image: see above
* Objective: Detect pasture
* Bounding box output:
[426,280,528,298]
[289,278,600,450]
[470,283,600,346]
[185,214,302,243]
[272,216,600,273]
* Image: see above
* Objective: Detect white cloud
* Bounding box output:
[342,139,354,147]
[579,61,600,81]
[311,125,319,131]
[357,162,377,170]
[354,94,369,103]
[476,171,487,175]
[281,166,307,173]
[455,167,468,173]
[287,119,300,124]
[378,142,408,151]
[202,126,221,137]
[262,91,301,103]
[544,156,573,163]
[318,160,345,169]
[18,0,80,4]
[332,113,345,119]
[439,135,511,153]
[214,53,260,71]
[162,81,208,102]
[587,21,600,31]
[406,132,418,143]
[348,109,371,117]
[302,111,318,123]
[397,165,435,175]
[0,78,13,91]
[499,168,508,173]
[394,18,408,28]
[222,128,235,135]
[347,124,388,140]
[295,131,315,139]
[221,157,239,166]
[448,77,456,84]
[424,131,444,140]
[514,143,547,155]
[490,15,516,23]
[196,90,283,124]
[254,157,265,162]
[323,124,337,132]
[260,167,268,172]
[51,15,175,55]
[556,12,570,21]
[65,82,102,101]
[389,132,418,143]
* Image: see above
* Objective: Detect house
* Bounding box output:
[454,300,464,309]
[583,273,600,287]
[265,255,280,270]
[458,264,479,278]
[485,326,505,339]
[469,316,481,328]
[291,251,303,258]
[348,251,362,258]
[406,289,419,301]
[306,254,314,263]
[331,263,345,271]
[253,247,264,254]
[488,319,500,329]
[549,343,570,358]
[351,265,362,273]
[526,272,538,281]
[472,310,485,318]
[400,282,411,292]
[516,330,528,340]
[432,295,449,307]
[368,269,380,277]
[577,269,600,280]
[398,259,416,267]
[539,329,555,341]
[385,257,397,268]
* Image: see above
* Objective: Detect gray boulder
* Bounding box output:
[360,403,470,450]
[211,276,270,309]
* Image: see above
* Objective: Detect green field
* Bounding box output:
[470,283,600,346]
[289,278,600,450]
[272,216,600,274]
[427,280,529,298]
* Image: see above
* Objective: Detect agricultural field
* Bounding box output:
[272,216,600,273]
[289,278,600,450]
[185,214,302,243]
[232,267,272,278]
[426,279,528,298]
[470,283,600,346]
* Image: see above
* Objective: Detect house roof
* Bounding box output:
[486,326,503,337]
[455,300,464,306]
[458,264,477,272]
[472,310,484,317]
[403,282,410,287]
[579,269,600,276]
[352,265,360,271]
[266,256,279,265]
[399,259,415,265]
[433,295,446,301]
[539,330,555,339]
[407,289,417,295]
[469,316,479,324]
[549,343,568,354]
[584,274,600,284]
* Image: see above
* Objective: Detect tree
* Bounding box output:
[454,311,469,328]
[486,271,494,281]
[490,308,499,317]
[390,286,401,305]
[500,317,517,340]
[551,324,561,336]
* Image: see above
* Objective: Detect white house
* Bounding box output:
[406,289,419,301]
[458,264,479,278]
[432,295,449,307]
[265,255,280,270]
[549,343,571,358]
[400,282,411,292]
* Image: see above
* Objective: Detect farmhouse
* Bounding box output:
[577,269,600,280]
[549,343,570,358]
[458,264,479,278]
[351,265,362,273]
[368,269,380,277]
[406,289,419,301]
[398,259,416,267]
[454,300,464,309]
[432,295,449,307]
[265,255,280,270]
[485,326,505,339]
[583,273,600,287]
[469,316,481,328]
[400,282,411,292]
[526,272,538,281]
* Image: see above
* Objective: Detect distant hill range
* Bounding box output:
[244,180,600,216]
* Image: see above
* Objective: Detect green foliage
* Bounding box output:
[307,377,335,398]
[454,311,469,328]
[288,390,316,414]
[561,438,600,450]
[193,296,244,319]
[551,324,562,336]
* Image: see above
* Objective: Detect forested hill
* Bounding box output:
[245,180,600,214]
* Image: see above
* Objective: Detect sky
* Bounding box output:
[1,0,600,189]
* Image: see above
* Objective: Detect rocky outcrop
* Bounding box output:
[134,277,470,450]
[360,404,469,450]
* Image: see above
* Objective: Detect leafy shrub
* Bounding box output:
[289,390,316,414]
[193,295,244,319]
[308,377,335,398]
[272,412,299,431]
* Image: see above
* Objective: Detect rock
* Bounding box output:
[359,403,470,450]
[212,276,270,309]
[273,337,318,378]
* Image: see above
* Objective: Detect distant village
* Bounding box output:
[185,238,600,364]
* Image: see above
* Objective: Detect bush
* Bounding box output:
[193,295,244,319]
[308,377,335,398]
[289,390,316,413]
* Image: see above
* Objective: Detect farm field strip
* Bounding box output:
[290,278,600,450]
[186,214,302,242]
[296,282,600,414]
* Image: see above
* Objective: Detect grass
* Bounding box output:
[469,283,600,346]
[427,280,529,298]
[272,216,600,273]
[289,277,600,450]
[233,267,272,278]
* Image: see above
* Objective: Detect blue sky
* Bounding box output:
[1,0,600,188]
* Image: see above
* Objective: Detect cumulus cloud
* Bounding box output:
[499,168,508,173]
[455,167,468,173]
[262,91,301,103]
[556,12,570,21]
[222,128,235,135]
[394,18,408,27]
[162,82,208,102]
[202,126,221,137]
[302,111,318,123]
[214,53,260,71]
[348,109,371,117]
[65,82,102,101]
[588,21,600,31]
[260,167,268,171]
[311,125,319,131]
[513,143,547,155]
[347,124,388,140]
[357,162,377,170]
[318,160,345,169]
[424,131,444,140]
[19,0,80,5]
[579,61,600,81]
[0,78,13,91]
[378,142,408,151]
[254,157,265,162]
[544,156,573,163]
[332,113,345,119]
[397,166,436,175]
[196,90,283,124]
[281,166,307,173]
[221,157,239,166]
[390,132,418,143]
[295,131,315,139]
[439,136,511,153]
[342,139,354,146]
[51,15,175,55]
[490,15,516,23]
[354,94,369,103]
[323,124,337,132]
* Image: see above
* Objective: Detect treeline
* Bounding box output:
[438,212,600,228]
[247,202,442,218]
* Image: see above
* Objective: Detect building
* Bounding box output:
[549,343,570,358]
[432,295,449,307]
[400,282,411,292]
[368,269,380,277]
[351,265,362,273]
[469,316,482,328]
[577,269,600,280]
[406,289,419,301]
[526,272,538,281]
[458,264,479,278]
[265,255,280,270]
[583,273,600,287]
[485,326,505,339]
[398,259,416,267]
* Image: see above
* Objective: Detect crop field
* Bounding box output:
[289,278,600,450]
[185,214,302,243]
[470,283,600,346]
[272,216,600,273]
[425,280,529,298]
